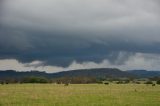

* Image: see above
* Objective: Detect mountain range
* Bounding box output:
[0,68,160,79]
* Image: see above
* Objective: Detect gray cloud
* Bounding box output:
[0,0,160,68]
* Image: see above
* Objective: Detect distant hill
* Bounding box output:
[127,70,160,78]
[0,68,133,79]
[0,68,160,80]
[51,68,134,78]
[0,70,50,79]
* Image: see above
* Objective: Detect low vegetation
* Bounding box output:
[1,76,160,85]
[157,80,160,84]
[0,69,159,105]
[0,84,159,106]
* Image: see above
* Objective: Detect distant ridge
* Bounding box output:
[0,68,133,79]
[0,68,160,79]
[127,70,160,78]
[52,68,133,78]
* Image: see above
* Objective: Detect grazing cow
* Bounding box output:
[152,84,156,86]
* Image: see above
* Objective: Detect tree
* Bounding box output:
[145,81,153,84]
[22,76,49,83]
[157,80,160,85]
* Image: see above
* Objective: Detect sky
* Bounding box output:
[0,0,160,73]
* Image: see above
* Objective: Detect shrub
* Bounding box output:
[124,80,130,84]
[96,81,103,84]
[134,81,141,84]
[116,81,123,84]
[104,82,109,85]
[156,80,160,85]
[145,81,153,84]
[22,76,49,83]
[64,83,69,86]
[0,81,4,85]
[152,84,156,86]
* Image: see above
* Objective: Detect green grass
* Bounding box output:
[0,84,159,106]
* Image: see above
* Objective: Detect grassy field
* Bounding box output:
[0,84,159,106]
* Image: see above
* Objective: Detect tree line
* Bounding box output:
[0,76,96,84]
[0,76,160,85]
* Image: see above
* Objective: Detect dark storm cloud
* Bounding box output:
[0,0,160,67]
